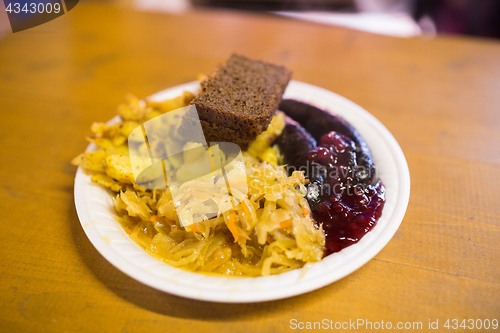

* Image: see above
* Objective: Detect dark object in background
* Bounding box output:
[415,0,500,38]
[194,0,500,39]
[192,0,356,11]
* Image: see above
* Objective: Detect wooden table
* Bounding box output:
[1,3,499,332]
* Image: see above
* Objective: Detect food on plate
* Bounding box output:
[190,54,292,145]
[73,54,385,277]
[273,116,317,170]
[279,99,376,183]
[304,132,385,255]
[111,160,325,277]
[277,100,384,255]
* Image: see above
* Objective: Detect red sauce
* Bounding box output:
[305,132,386,256]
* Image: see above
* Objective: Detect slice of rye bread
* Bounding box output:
[190,54,292,144]
[178,116,253,146]
[199,119,254,146]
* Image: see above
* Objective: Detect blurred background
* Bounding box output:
[1,0,499,38]
[93,0,500,38]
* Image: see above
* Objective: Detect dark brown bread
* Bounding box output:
[198,119,253,145]
[177,111,253,146]
[191,54,292,144]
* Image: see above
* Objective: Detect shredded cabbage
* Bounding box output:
[73,92,325,277]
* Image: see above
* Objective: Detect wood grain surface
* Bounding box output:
[0,3,499,332]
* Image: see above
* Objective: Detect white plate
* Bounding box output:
[74,80,410,303]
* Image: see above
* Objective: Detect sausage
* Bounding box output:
[273,116,316,171]
[279,99,376,185]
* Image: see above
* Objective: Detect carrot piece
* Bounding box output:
[181,188,195,201]
[242,200,250,216]
[227,213,238,243]
[182,188,211,201]
[164,218,176,226]
[191,224,201,233]
[302,203,315,227]
[152,215,176,226]
[302,204,309,218]
[192,190,210,201]
[278,219,292,229]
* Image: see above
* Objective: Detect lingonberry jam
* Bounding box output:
[305,131,385,256]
